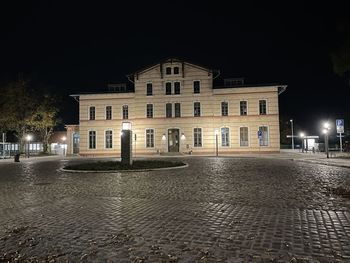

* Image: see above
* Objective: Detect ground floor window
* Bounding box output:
[146,129,154,148]
[240,127,249,146]
[193,128,202,147]
[105,130,113,149]
[259,126,269,146]
[221,127,230,146]
[89,131,96,149]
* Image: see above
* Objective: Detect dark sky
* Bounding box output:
[1,1,349,135]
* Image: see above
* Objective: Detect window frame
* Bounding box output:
[221,101,228,116]
[146,103,153,118]
[221,127,230,147]
[166,103,172,118]
[145,128,155,148]
[146,83,153,96]
[240,100,248,116]
[193,127,203,147]
[193,80,201,94]
[165,82,172,95]
[105,106,112,120]
[88,130,96,149]
[122,105,128,119]
[173,67,179,74]
[193,101,201,117]
[166,67,172,75]
[174,102,181,118]
[174,81,181,95]
[105,130,113,149]
[259,126,269,146]
[239,126,249,147]
[259,99,267,115]
[89,106,96,120]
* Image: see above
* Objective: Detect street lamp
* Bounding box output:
[300,132,305,153]
[290,119,294,150]
[62,136,67,156]
[323,122,331,158]
[215,129,219,157]
[26,134,32,158]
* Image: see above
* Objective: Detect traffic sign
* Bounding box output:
[336,119,344,133]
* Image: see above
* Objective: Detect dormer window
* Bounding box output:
[174,67,179,74]
[166,67,171,75]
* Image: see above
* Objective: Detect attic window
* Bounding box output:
[224,78,244,86]
[174,67,179,74]
[166,67,171,75]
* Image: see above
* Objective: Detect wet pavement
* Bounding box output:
[1,157,350,262]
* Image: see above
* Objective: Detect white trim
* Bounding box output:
[259,99,268,115]
[145,128,155,148]
[122,104,129,119]
[193,127,203,148]
[167,127,182,152]
[220,126,231,147]
[165,102,172,118]
[174,81,181,95]
[221,101,229,116]
[104,129,113,150]
[165,81,172,95]
[239,126,250,147]
[146,82,153,96]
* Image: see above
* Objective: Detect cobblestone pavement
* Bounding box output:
[1,157,350,262]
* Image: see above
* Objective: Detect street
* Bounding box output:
[1,157,350,262]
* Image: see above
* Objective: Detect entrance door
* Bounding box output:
[168,129,179,152]
[73,133,80,154]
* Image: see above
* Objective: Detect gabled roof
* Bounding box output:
[127,57,213,78]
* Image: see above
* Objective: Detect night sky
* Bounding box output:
[1,1,349,136]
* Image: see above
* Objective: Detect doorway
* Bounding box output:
[168,129,179,152]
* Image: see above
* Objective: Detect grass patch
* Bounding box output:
[64,160,186,171]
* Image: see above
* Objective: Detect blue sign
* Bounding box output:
[257,130,262,139]
[336,119,344,133]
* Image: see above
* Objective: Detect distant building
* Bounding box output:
[66,58,286,156]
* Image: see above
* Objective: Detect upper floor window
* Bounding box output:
[166,82,172,95]
[259,126,269,146]
[89,106,95,120]
[122,105,128,119]
[174,67,179,74]
[193,81,200,94]
[174,82,181,94]
[89,131,96,149]
[193,128,202,147]
[146,104,153,118]
[105,130,113,149]
[221,127,230,146]
[106,106,112,120]
[146,129,155,148]
[166,103,172,118]
[166,67,171,75]
[221,102,228,116]
[146,83,153,96]
[194,102,201,117]
[240,101,247,116]
[175,103,181,117]
[259,100,267,115]
[240,127,249,146]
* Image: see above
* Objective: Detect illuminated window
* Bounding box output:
[193,128,202,147]
[89,106,95,120]
[106,106,112,120]
[221,127,230,146]
[146,129,154,148]
[105,130,113,149]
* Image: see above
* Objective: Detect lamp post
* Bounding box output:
[62,136,67,156]
[26,134,32,158]
[290,119,294,150]
[300,132,305,153]
[323,122,330,158]
[215,129,219,157]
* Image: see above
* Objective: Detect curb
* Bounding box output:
[292,159,350,169]
[60,163,189,173]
